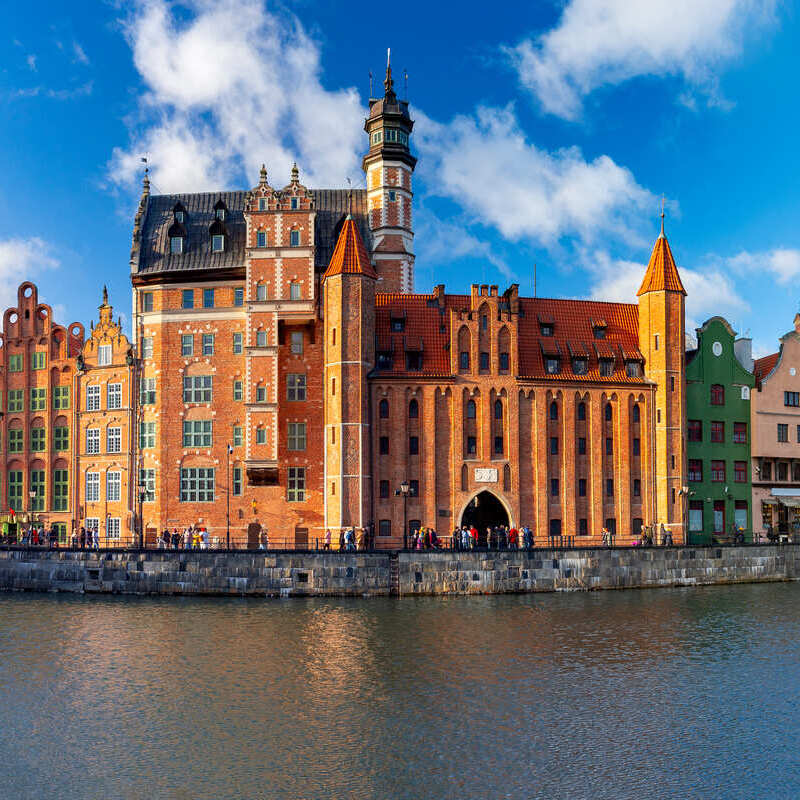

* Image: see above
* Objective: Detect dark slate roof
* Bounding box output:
[133,188,369,276]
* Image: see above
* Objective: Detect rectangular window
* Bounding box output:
[550,437,558,455]
[170,236,183,254]
[140,377,156,405]
[233,425,243,448]
[256,331,268,347]
[256,428,266,444]
[86,428,100,454]
[578,519,588,536]
[734,461,747,482]
[8,471,22,511]
[288,422,306,451]
[256,386,267,403]
[85,518,99,534]
[53,386,70,410]
[86,472,100,502]
[550,478,559,497]
[139,468,156,503]
[182,289,194,309]
[8,389,23,412]
[232,332,243,354]
[86,385,100,411]
[762,460,772,480]
[287,467,306,501]
[32,351,45,370]
[180,468,215,502]
[258,198,267,211]
[202,334,215,355]
[54,426,69,451]
[633,437,640,456]
[106,471,121,502]
[688,420,702,441]
[625,361,642,378]
[106,518,121,541]
[234,287,244,306]
[499,352,510,372]
[689,501,704,532]
[30,388,46,411]
[9,354,23,372]
[203,288,215,308]
[778,461,788,481]
[233,380,243,402]
[459,351,470,371]
[107,383,122,410]
[577,437,586,455]
[606,478,614,497]
[30,470,45,511]
[9,429,23,453]
[212,235,225,252]
[287,373,306,401]
[710,421,724,443]
[467,436,477,455]
[232,467,242,496]
[578,478,586,497]
[142,337,153,359]
[710,384,725,405]
[633,479,641,497]
[711,460,726,482]
[380,436,390,455]
[53,469,69,511]
[735,501,748,530]
[290,282,302,300]
[493,436,503,455]
[545,357,560,375]
[142,292,154,312]
[409,436,419,455]
[181,334,194,356]
[98,344,112,366]
[30,428,45,452]
[733,422,747,443]
[290,331,303,354]
[107,427,121,453]
[605,437,613,455]
[479,352,490,371]
[257,231,267,248]
[785,391,800,407]
[139,422,155,449]
[379,519,391,537]
[688,459,702,482]
[572,358,588,375]
[290,230,300,247]
[379,480,390,499]
[183,375,213,403]
[778,423,789,443]
[256,284,268,301]
[599,359,614,377]
[182,420,212,447]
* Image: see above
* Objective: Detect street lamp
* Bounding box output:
[28,489,36,531]
[226,444,233,549]
[137,483,147,548]
[396,480,411,550]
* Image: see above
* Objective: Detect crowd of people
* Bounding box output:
[158,527,214,549]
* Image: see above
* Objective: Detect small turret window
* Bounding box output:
[371,131,383,145]
[388,190,397,202]
[257,231,267,248]
[290,230,300,247]
[385,128,398,143]
[258,198,267,211]
[290,197,299,210]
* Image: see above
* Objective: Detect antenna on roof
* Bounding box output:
[403,69,408,101]
[369,71,373,98]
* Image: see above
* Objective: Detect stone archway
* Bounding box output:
[459,491,511,545]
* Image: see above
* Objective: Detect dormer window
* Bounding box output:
[599,358,614,377]
[406,352,422,371]
[572,357,588,375]
[591,319,608,339]
[540,323,554,337]
[625,360,642,378]
[391,318,405,332]
[290,229,300,247]
[214,199,227,221]
[175,211,184,223]
[173,201,186,223]
[594,326,606,339]
[168,219,186,255]
[376,350,393,370]
[212,234,225,253]
[545,357,560,374]
[290,197,299,210]
[170,236,184,254]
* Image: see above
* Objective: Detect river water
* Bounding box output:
[1,584,799,799]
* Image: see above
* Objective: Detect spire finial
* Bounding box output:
[291,162,299,184]
[259,163,268,186]
[141,156,150,196]
[660,194,665,238]
[384,47,395,98]
[102,285,108,305]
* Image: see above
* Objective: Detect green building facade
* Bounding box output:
[686,317,755,544]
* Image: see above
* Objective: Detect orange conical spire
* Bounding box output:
[637,217,686,296]
[323,216,377,280]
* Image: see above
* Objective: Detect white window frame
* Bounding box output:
[86,428,100,455]
[256,284,268,301]
[85,517,99,532]
[290,282,301,300]
[106,518,121,540]
[86,385,101,411]
[256,331,268,347]
[211,234,225,253]
[140,377,157,405]
[106,471,121,502]
[142,337,153,359]
[202,334,215,356]
[139,468,156,503]
[107,426,122,453]
[139,421,156,449]
[86,473,100,502]
[107,383,122,410]
[287,467,306,502]
[232,332,243,355]
[98,344,112,366]
[181,334,194,357]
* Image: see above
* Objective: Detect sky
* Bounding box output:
[1,0,799,357]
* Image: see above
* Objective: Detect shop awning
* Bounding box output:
[778,497,800,508]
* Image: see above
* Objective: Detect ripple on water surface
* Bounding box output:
[1,584,800,799]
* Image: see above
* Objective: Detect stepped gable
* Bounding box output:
[323,215,377,279]
[373,291,645,381]
[637,227,686,296]
[134,188,369,276]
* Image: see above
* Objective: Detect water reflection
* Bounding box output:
[1,585,800,799]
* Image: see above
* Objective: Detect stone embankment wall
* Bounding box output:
[0,545,797,598]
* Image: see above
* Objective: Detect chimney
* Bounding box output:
[734,337,754,373]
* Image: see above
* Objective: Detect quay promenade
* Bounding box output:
[0,543,797,598]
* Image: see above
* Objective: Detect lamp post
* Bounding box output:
[137,483,147,548]
[28,489,36,533]
[226,444,233,549]
[396,479,410,550]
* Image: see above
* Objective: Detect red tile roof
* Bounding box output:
[637,232,686,296]
[373,293,646,382]
[323,215,377,280]
[754,352,779,383]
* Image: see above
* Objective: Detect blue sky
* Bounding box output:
[1,0,798,356]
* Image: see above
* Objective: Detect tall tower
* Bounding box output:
[637,214,687,541]
[363,51,417,293]
[323,216,377,535]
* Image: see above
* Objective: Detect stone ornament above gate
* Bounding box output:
[474,468,498,483]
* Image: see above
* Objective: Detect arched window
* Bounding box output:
[577,402,586,421]
[605,403,612,421]
[467,400,476,419]
[214,198,227,221]
[173,201,187,224]
[461,464,468,491]
[168,220,186,254]
[409,399,419,419]
[632,404,640,423]
[549,401,558,420]
[710,384,725,405]
[209,218,226,253]
[379,398,389,418]
[494,399,503,419]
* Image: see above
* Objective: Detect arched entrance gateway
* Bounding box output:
[460,491,511,546]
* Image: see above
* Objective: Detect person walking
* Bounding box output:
[356,527,365,551]
[92,527,99,549]
[324,529,331,550]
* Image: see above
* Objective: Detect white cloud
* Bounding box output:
[73,42,89,65]
[415,105,654,248]
[13,82,93,100]
[508,0,778,120]
[725,248,800,285]
[586,249,748,329]
[26,54,37,71]
[0,238,60,316]
[108,0,364,193]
